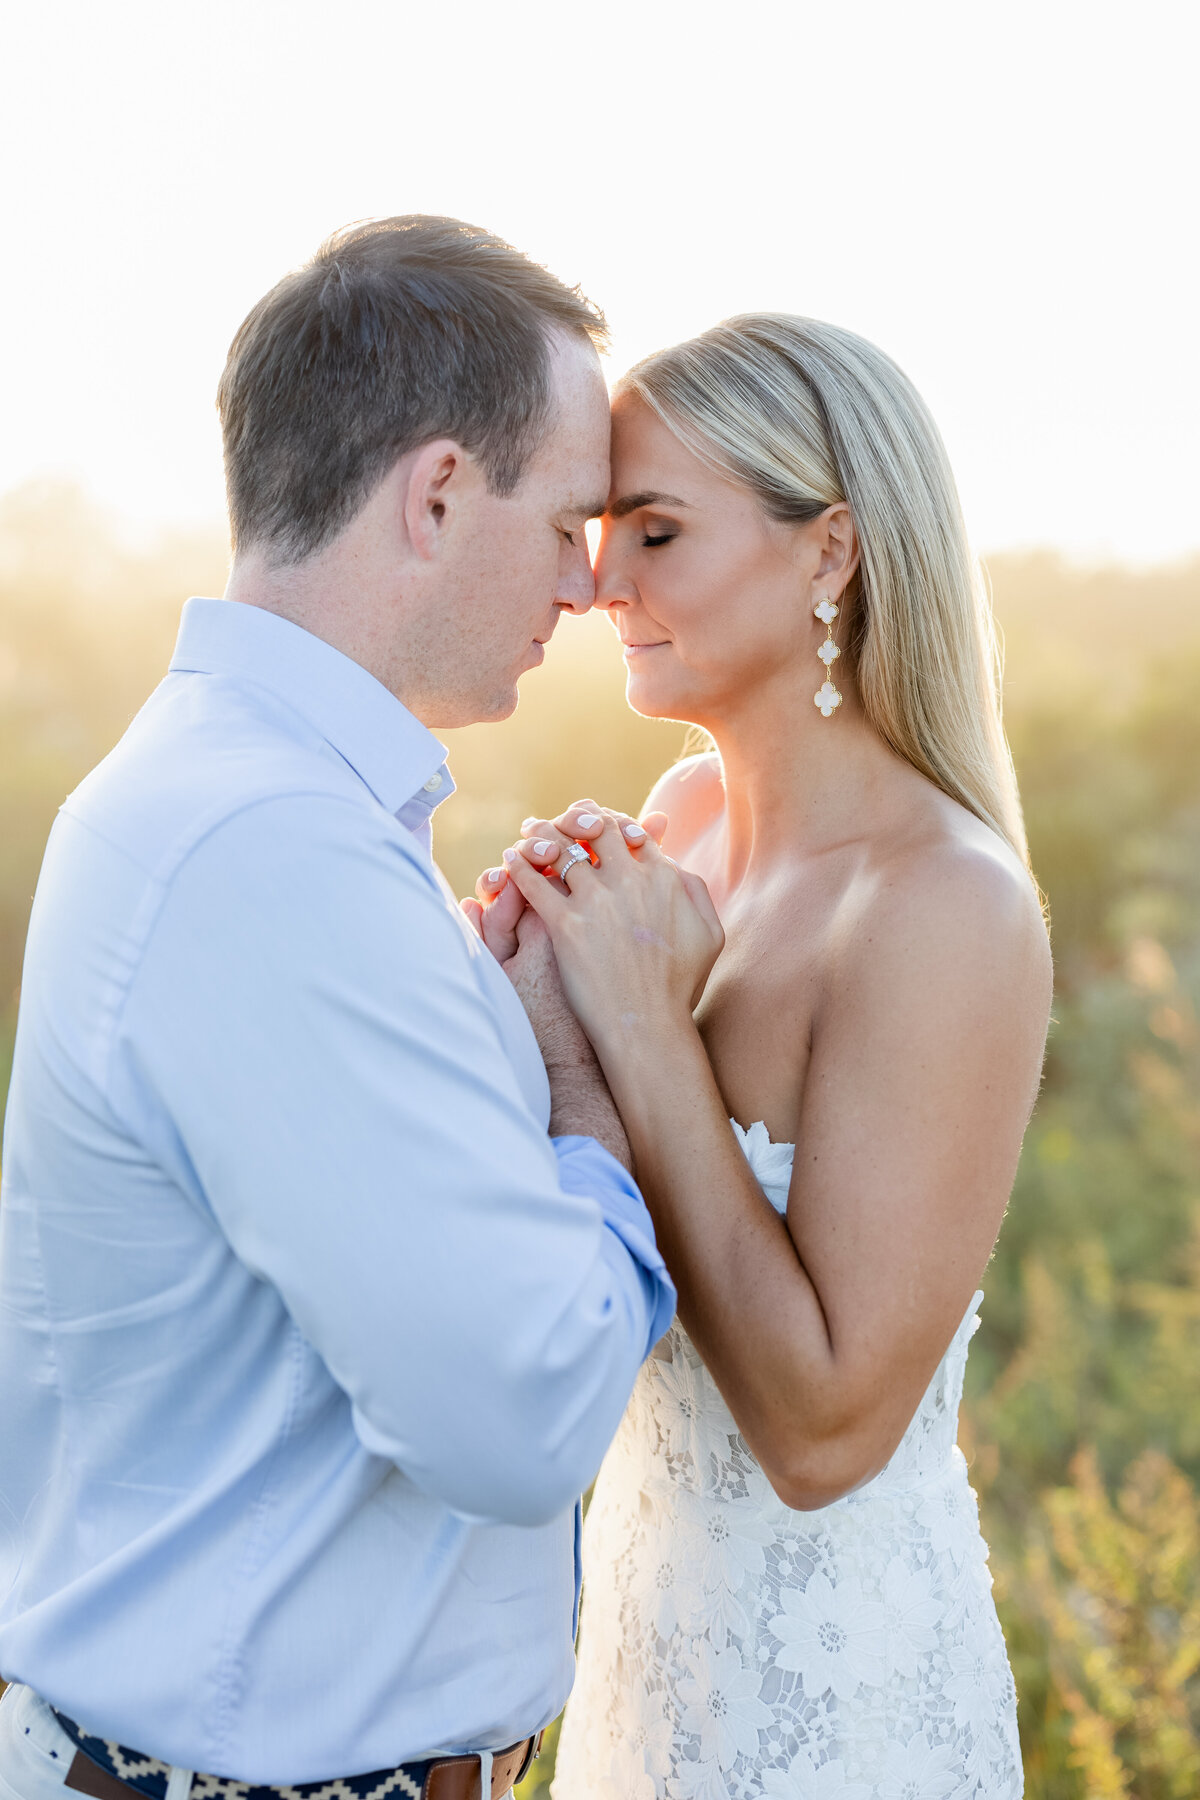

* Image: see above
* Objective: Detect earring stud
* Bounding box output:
[813,597,842,717]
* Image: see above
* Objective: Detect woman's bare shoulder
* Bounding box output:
[840,808,1052,1018]
[641,752,725,854]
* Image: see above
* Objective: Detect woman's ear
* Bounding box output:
[816,502,861,599]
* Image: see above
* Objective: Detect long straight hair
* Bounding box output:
[618,314,1029,865]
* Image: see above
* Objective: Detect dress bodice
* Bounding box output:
[553,1119,1022,1800]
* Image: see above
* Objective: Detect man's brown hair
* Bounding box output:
[217,215,608,565]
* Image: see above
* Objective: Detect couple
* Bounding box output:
[0,216,1050,1800]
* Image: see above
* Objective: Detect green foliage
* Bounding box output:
[2,485,1200,1795]
[964,646,1200,1795]
[1031,1448,1200,1798]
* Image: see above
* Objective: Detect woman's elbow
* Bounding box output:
[764,1465,860,1513]
[759,1425,891,1514]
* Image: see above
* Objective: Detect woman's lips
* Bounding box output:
[622,642,669,657]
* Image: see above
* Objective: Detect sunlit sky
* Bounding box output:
[5,0,1198,563]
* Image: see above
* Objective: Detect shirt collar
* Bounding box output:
[170,597,454,818]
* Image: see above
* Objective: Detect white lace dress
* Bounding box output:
[553,1122,1022,1800]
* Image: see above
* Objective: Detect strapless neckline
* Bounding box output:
[729,1116,797,1215]
[732,1118,790,1142]
[728,1114,983,1339]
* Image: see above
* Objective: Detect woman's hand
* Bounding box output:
[460,858,528,963]
[499,802,724,1051]
[461,801,668,962]
[505,803,668,883]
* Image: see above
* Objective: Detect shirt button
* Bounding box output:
[422,772,444,794]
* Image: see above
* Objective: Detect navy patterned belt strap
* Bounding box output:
[52,1712,438,1800]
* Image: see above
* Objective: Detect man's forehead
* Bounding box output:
[524,427,607,517]
[526,421,607,515]
[528,456,607,521]
[541,429,609,520]
[545,332,609,423]
[537,333,610,513]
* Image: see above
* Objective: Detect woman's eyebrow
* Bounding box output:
[608,491,691,519]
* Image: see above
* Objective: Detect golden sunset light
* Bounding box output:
[3,7,1200,1797]
[4,0,1197,561]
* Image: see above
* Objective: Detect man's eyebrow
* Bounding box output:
[608,491,692,519]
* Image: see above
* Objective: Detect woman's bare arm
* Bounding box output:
[503,810,1051,1510]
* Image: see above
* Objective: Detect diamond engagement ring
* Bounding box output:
[561,843,592,877]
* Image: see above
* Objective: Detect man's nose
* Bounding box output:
[555,537,596,615]
[591,532,633,612]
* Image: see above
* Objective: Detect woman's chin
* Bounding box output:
[624,670,694,724]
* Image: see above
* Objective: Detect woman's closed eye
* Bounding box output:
[637,512,680,549]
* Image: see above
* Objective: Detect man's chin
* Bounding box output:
[423,684,518,731]
[469,683,521,726]
[484,685,521,723]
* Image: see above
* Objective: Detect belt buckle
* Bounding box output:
[512,1731,543,1789]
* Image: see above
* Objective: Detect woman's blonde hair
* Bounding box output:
[617,314,1029,865]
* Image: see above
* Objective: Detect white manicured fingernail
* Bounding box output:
[502,848,517,865]
[576,812,602,831]
[483,868,504,886]
[534,840,558,857]
[623,823,647,842]
[521,817,539,833]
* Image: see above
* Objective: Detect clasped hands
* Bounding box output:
[461,799,724,1062]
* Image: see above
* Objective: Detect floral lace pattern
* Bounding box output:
[553,1122,1022,1799]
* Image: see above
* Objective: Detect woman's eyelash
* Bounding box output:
[642,533,675,548]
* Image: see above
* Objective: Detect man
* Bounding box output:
[0,217,674,1800]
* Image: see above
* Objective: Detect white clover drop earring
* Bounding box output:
[813,595,842,717]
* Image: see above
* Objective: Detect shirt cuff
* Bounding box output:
[552,1135,676,1355]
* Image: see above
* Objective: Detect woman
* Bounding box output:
[479,316,1051,1799]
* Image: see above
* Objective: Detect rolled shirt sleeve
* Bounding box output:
[112,792,674,1529]
[552,1135,675,1352]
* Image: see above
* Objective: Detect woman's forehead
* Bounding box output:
[607,399,746,512]
[609,399,701,482]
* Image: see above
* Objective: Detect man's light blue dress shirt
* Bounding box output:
[0,597,674,1782]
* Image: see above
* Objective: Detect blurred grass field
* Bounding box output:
[2,480,1199,1796]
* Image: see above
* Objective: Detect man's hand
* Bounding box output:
[462,868,631,1169]
[504,912,632,1172]
[459,797,676,1172]
[503,910,587,1068]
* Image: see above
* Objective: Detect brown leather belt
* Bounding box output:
[63,1734,542,1800]
[423,1737,541,1800]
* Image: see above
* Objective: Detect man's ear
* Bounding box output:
[401,438,470,562]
